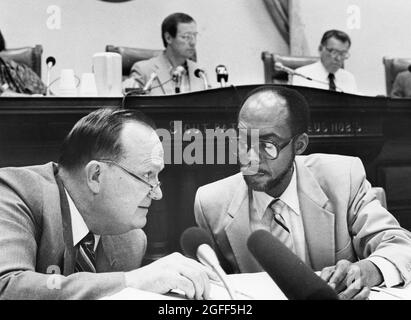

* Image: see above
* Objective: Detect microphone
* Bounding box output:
[408,65,411,72]
[215,64,228,87]
[274,62,313,81]
[180,226,236,300]
[194,68,209,90]
[172,65,186,93]
[45,56,56,96]
[247,230,339,300]
[143,72,158,92]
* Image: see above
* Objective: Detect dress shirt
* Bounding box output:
[250,165,311,265]
[65,189,100,251]
[292,61,358,94]
[249,163,401,287]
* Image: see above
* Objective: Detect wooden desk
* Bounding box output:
[1,85,411,262]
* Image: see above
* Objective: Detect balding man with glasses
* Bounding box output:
[0,108,217,299]
[194,86,411,300]
[292,29,358,94]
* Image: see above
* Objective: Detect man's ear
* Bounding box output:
[164,32,172,45]
[84,161,102,194]
[294,133,309,155]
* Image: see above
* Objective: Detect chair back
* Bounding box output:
[0,45,43,77]
[261,51,319,84]
[105,45,163,77]
[382,56,411,95]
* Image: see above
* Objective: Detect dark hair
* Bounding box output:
[239,85,310,136]
[161,12,195,47]
[320,29,351,48]
[59,108,156,171]
[0,30,6,51]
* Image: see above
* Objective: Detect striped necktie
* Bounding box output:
[74,232,96,273]
[263,199,294,252]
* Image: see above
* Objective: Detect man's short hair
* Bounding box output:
[161,12,195,47]
[59,108,156,171]
[239,85,310,136]
[320,29,351,48]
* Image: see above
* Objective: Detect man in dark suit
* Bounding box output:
[0,108,214,299]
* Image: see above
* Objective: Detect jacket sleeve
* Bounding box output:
[347,157,411,286]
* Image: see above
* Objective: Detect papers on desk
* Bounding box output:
[102,272,286,300]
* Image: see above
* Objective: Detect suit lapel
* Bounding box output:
[54,164,76,276]
[295,157,335,270]
[225,176,263,272]
[153,53,174,93]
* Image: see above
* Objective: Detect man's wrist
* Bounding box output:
[356,259,383,287]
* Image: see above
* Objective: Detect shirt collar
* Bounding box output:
[64,189,100,250]
[252,163,300,217]
[318,60,342,78]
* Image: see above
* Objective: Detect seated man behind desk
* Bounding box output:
[0,30,46,96]
[291,29,358,94]
[0,108,215,300]
[194,85,411,300]
[391,68,411,98]
[124,12,208,95]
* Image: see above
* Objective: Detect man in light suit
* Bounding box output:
[124,12,208,95]
[0,108,214,299]
[194,85,411,300]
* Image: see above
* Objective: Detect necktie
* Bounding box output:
[328,73,336,91]
[74,232,96,273]
[262,199,294,252]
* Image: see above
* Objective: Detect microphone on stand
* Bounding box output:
[45,56,56,96]
[194,68,209,90]
[143,72,158,92]
[172,65,186,93]
[215,64,228,87]
[180,226,236,300]
[274,62,313,81]
[247,229,339,300]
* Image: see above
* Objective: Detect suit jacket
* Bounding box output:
[0,162,147,299]
[194,154,411,285]
[130,52,207,95]
[391,70,411,98]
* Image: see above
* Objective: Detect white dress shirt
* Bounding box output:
[249,164,401,287]
[65,189,100,251]
[291,61,358,95]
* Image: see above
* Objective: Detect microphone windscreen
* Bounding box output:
[247,229,338,300]
[46,56,56,66]
[180,226,214,259]
[194,68,203,78]
[408,65,411,72]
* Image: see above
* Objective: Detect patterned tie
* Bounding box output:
[262,199,294,252]
[328,73,336,91]
[74,232,96,273]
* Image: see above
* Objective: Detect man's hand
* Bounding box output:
[320,259,383,300]
[124,252,218,300]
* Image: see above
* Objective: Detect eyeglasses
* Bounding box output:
[98,159,161,198]
[235,135,297,160]
[325,47,350,60]
[178,32,199,42]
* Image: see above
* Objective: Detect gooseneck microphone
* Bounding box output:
[275,62,312,81]
[45,56,56,96]
[180,226,236,300]
[143,72,158,92]
[194,68,208,90]
[247,229,339,300]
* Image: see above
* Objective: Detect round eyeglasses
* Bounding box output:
[98,159,161,199]
[235,135,297,160]
[325,48,350,60]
